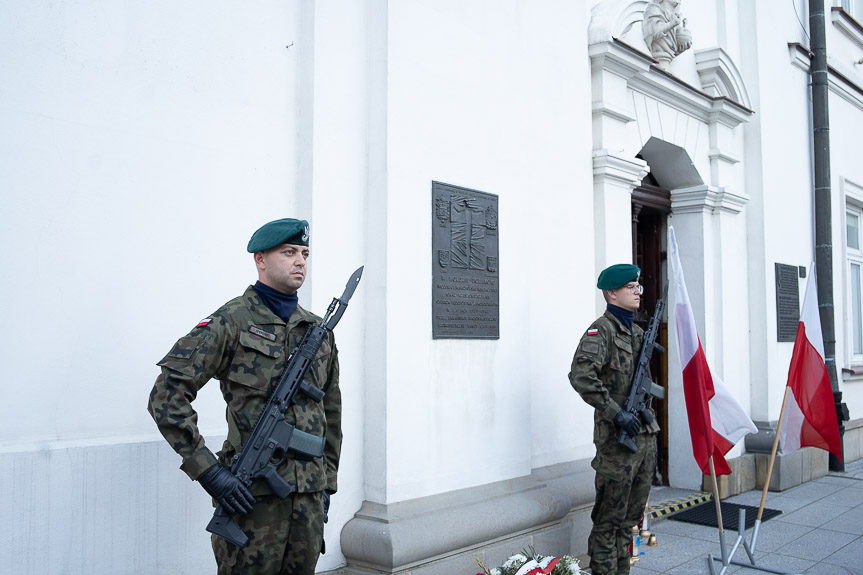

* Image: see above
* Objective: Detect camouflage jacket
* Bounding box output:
[147,286,341,495]
[568,310,659,436]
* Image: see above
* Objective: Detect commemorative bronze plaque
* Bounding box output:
[775,262,800,342]
[432,181,499,339]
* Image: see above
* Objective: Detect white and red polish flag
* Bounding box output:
[779,264,841,458]
[669,226,757,475]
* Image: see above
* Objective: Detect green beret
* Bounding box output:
[247,218,310,253]
[597,264,640,290]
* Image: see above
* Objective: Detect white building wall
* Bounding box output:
[833,94,863,412]
[0,0,598,572]
[741,1,863,434]
[3,1,863,573]
[0,1,354,573]
[303,1,374,567]
[0,0,307,444]
[826,4,863,424]
[741,0,815,424]
[379,0,594,503]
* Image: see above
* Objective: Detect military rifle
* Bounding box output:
[206,266,363,547]
[617,281,667,454]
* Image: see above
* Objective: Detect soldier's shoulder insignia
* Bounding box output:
[577,324,606,357]
[196,317,213,327]
[579,340,601,355]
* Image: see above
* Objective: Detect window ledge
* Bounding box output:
[832,8,863,51]
[842,365,863,377]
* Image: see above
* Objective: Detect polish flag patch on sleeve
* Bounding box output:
[196,317,213,327]
[587,328,599,336]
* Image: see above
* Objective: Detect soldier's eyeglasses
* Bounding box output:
[623,283,644,294]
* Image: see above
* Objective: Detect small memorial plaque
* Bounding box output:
[432,181,499,339]
[775,263,800,342]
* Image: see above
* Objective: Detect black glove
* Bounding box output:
[613,410,641,437]
[198,463,256,517]
[323,490,332,523]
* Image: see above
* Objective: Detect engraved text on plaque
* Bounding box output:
[775,262,800,342]
[432,181,499,339]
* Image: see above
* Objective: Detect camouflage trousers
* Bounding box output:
[212,491,325,575]
[588,432,655,575]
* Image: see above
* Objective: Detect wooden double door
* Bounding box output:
[632,183,670,485]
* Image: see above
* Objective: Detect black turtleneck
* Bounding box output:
[253,281,299,323]
[606,304,635,331]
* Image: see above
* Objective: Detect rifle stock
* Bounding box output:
[208,506,250,547]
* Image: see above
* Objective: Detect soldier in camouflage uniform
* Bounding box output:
[568,264,658,575]
[148,218,341,575]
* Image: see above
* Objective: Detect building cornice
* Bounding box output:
[832,7,863,50]
[589,39,753,129]
[788,42,863,112]
[695,46,752,109]
[671,184,748,215]
[593,149,650,188]
[588,38,653,80]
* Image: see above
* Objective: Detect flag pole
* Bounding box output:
[750,386,791,555]
[709,392,798,575]
[708,456,725,533]
[707,455,730,574]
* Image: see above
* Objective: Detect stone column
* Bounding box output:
[589,41,651,311]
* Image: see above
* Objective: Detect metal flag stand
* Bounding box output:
[706,390,799,575]
[707,504,799,575]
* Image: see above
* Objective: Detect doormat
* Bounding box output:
[647,491,712,521]
[668,501,781,530]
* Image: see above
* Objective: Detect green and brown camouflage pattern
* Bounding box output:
[588,432,654,575]
[212,492,324,575]
[147,285,341,496]
[568,311,659,435]
[569,310,657,575]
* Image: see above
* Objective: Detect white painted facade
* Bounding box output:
[1,1,862,574]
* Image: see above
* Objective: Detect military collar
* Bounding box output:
[242,285,320,330]
[603,309,633,335]
[288,302,321,331]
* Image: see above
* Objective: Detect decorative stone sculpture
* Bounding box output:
[643,0,693,69]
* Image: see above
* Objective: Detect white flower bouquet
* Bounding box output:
[476,546,588,575]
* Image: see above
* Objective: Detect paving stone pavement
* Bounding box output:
[621,458,863,575]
